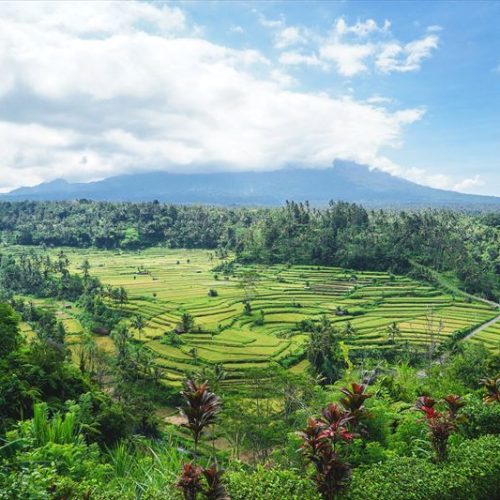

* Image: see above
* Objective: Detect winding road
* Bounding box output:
[463,313,500,342]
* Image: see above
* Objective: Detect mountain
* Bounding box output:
[2,162,499,208]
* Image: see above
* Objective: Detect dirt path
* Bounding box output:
[462,314,500,342]
[474,296,500,309]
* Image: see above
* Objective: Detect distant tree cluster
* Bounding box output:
[0,200,498,299]
[0,251,126,332]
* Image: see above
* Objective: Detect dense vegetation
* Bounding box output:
[1,247,497,387]
[1,300,499,498]
[0,201,499,498]
[0,201,498,299]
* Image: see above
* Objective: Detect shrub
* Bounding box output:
[179,379,221,453]
[481,375,500,403]
[207,289,218,297]
[387,410,429,457]
[0,440,111,499]
[415,395,466,462]
[460,395,500,438]
[243,300,252,315]
[299,384,372,498]
[226,466,319,500]
[345,435,500,500]
[442,344,491,389]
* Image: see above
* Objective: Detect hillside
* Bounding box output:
[3,162,500,208]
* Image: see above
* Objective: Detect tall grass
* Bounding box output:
[106,435,186,497]
[31,403,83,446]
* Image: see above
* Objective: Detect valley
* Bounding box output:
[11,246,499,388]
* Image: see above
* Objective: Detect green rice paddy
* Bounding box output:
[13,247,500,386]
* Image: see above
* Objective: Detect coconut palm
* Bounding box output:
[387,322,401,344]
[132,314,145,340]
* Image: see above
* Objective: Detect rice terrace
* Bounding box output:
[2,1,500,497]
[12,246,499,388]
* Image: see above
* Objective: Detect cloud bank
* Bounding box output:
[0,1,448,193]
[276,17,439,76]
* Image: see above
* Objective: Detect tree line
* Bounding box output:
[0,200,498,299]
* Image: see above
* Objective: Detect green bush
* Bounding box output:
[442,344,491,389]
[344,435,500,500]
[387,410,429,457]
[0,442,112,500]
[460,396,500,438]
[226,466,319,500]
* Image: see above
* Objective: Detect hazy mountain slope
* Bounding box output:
[3,162,499,207]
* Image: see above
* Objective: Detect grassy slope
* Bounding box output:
[9,246,499,386]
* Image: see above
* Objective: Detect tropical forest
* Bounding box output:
[0,200,499,499]
[1,1,500,498]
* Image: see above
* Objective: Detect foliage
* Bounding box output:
[415,394,466,462]
[344,435,500,500]
[226,466,319,500]
[180,379,222,452]
[338,383,372,430]
[0,303,20,358]
[300,383,372,499]
[177,463,229,500]
[177,463,204,500]
[307,315,345,384]
[0,200,498,299]
[300,409,353,499]
[481,375,500,403]
[460,394,500,437]
[0,200,499,497]
[441,343,492,389]
[177,313,196,334]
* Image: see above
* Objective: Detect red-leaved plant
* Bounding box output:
[177,463,229,500]
[300,382,372,499]
[177,380,227,500]
[179,379,222,453]
[415,394,466,462]
[481,375,500,404]
[202,464,229,500]
[177,463,204,500]
[339,382,372,430]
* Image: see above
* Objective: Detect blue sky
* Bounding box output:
[180,0,500,195]
[0,1,498,195]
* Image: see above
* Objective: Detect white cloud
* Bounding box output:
[377,163,486,194]
[278,17,439,76]
[257,13,284,29]
[279,51,327,69]
[229,25,244,34]
[376,35,439,73]
[274,26,308,49]
[334,18,390,38]
[0,1,427,191]
[320,42,374,76]
[366,95,394,105]
[0,0,186,35]
[454,175,484,193]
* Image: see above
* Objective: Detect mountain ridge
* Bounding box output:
[3,162,499,208]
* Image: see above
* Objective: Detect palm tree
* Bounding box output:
[78,332,97,374]
[387,322,401,344]
[81,259,91,280]
[190,347,199,365]
[117,287,128,308]
[176,312,195,333]
[342,321,355,336]
[132,314,145,340]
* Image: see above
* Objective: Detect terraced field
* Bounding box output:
[469,318,500,351]
[12,246,499,386]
